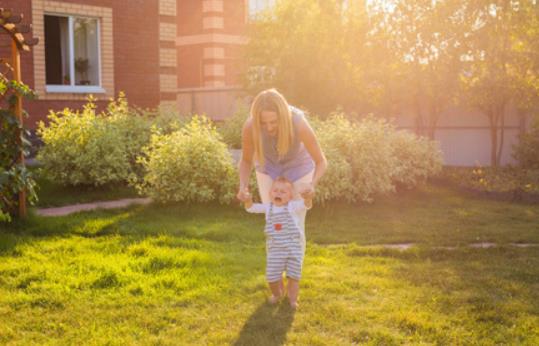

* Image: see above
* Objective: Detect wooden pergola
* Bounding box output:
[0,8,38,218]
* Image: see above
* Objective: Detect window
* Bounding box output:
[44,14,102,93]
[248,0,276,18]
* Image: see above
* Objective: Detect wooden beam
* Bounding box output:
[10,39,26,218]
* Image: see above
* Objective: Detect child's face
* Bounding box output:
[270,181,293,206]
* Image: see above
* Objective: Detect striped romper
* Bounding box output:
[247,200,308,282]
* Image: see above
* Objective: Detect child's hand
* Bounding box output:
[300,183,315,200]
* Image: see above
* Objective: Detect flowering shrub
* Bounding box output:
[135,116,237,204]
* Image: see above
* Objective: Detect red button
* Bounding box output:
[274,223,282,231]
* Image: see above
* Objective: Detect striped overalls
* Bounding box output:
[265,203,305,282]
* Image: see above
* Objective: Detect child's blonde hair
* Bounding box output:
[272,176,294,191]
[250,89,294,169]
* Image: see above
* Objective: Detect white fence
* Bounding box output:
[394,105,527,166]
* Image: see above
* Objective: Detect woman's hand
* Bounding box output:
[236,186,250,202]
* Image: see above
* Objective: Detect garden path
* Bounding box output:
[35,198,152,217]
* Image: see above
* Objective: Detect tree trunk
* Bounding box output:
[427,102,439,140]
[517,108,527,136]
[414,94,425,136]
[496,107,505,168]
[487,109,498,168]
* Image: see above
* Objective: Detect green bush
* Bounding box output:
[312,113,442,203]
[135,116,237,204]
[218,103,250,149]
[514,113,539,169]
[37,94,184,187]
[441,166,539,193]
[37,98,132,186]
[390,130,443,189]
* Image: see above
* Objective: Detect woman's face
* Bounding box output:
[260,111,279,137]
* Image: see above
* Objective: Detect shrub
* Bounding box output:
[514,113,539,169]
[135,116,237,204]
[441,166,539,194]
[390,130,443,188]
[313,146,355,204]
[312,114,396,203]
[37,97,132,186]
[218,103,250,149]
[311,112,442,203]
[37,94,184,187]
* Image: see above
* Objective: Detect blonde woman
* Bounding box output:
[236,88,327,306]
[236,88,327,206]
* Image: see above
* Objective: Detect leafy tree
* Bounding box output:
[460,0,539,167]
[244,0,375,115]
[378,0,467,138]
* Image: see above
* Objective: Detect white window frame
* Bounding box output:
[44,13,105,94]
[248,0,276,19]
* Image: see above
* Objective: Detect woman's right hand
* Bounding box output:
[236,186,250,202]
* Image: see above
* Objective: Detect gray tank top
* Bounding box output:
[255,106,315,182]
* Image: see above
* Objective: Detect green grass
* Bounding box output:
[1,185,538,344]
[32,168,139,208]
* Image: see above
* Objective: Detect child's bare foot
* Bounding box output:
[268,294,282,304]
[289,300,299,309]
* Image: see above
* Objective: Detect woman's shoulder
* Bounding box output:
[289,105,306,120]
[290,105,309,126]
[242,117,253,132]
[289,106,311,133]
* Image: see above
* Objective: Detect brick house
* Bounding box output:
[0,0,258,128]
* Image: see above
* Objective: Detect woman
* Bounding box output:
[236,88,327,208]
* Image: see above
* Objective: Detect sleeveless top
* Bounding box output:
[255,106,315,182]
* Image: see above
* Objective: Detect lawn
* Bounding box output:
[1,184,538,345]
[32,168,138,208]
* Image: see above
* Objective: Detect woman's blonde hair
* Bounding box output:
[250,89,294,168]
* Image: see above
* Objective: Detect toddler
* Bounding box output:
[243,176,312,309]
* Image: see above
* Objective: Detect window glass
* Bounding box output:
[44,15,71,85]
[74,18,99,86]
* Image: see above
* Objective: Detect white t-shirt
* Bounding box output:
[246,200,310,233]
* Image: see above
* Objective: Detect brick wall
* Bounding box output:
[112,0,160,109]
[0,0,161,128]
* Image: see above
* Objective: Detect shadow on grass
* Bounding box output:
[233,301,295,346]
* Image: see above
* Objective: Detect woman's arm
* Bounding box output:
[237,119,254,201]
[297,116,327,191]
